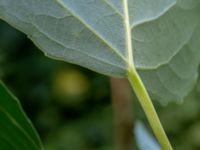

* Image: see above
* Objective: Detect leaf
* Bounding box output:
[0,81,43,150]
[135,121,161,150]
[0,0,199,103]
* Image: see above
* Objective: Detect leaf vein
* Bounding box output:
[131,1,177,29]
[56,0,127,63]
[31,25,126,70]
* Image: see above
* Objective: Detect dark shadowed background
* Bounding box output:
[0,20,200,150]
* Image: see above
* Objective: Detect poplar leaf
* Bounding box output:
[0,0,199,104]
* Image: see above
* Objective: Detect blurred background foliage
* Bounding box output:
[0,20,200,150]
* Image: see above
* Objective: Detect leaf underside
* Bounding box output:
[0,81,43,150]
[0,0,199,104]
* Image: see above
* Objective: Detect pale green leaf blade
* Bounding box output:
[0,81,43,150]
[0,0,199,103]
[129,0,176,26]
[0,0,127,77]
[133,1,200,104]
[138,24,200,104]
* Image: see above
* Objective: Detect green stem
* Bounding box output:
[127,68,173,150]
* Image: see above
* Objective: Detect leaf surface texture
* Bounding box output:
[0,0,199,103]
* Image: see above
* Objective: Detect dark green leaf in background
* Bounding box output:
[0,81,43,150]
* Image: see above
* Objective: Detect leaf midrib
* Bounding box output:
[123,0,134,71]
[56,0,180,73]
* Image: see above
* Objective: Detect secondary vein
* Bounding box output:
[56,0,127,63]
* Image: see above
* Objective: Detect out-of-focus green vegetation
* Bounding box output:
[0,20,112,150]
[0,20,200,150]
